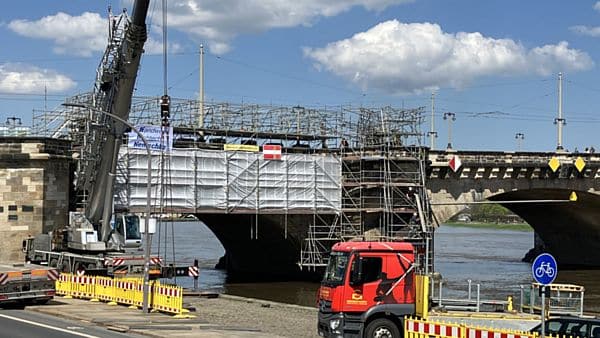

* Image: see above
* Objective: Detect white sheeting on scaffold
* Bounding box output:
[114,148,342,212]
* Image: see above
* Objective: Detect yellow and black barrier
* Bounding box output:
[55,273,190,317]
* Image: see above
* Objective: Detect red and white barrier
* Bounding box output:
[467,328,533,338]
[406,319,462,338]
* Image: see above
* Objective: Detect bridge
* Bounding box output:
[428,149,600,267]
[113,145,600,278]
[34,97,600,280]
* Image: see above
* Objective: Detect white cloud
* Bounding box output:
[570,25,600,37]
[8,12,106,57]
[8,12,179,56]
[144,37,183,55]
[162,0,412,54]
[0,63,76,94]
[304,20,594,94]
[569,2,600,38]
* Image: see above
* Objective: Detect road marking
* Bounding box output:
[0,314,100,338]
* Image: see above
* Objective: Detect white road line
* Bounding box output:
[0,313,100,338]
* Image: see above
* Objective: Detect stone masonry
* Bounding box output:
[0,138,71,262]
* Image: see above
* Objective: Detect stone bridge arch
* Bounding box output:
[427,150,600,267]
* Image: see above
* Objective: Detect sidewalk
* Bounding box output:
[28,294,318,338]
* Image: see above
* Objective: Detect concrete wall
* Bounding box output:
[0,138,71,262]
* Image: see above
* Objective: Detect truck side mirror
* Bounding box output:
[349,255,363,286]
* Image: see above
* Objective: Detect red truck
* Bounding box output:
[317,241,421,338]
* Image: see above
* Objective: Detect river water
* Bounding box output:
[160,221,600,312]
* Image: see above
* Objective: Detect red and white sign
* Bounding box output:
[0,273,7,285]
[188,266,199,278]
[263,144,282,160]
[150,257,163,265]
[449,155,462,172]
[47,269,59,281]
[111,258,125,266]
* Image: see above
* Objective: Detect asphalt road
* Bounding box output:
[0,306,144,338]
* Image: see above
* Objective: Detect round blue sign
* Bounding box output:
[532,253,558,285]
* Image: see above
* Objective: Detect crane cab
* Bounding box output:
[113,214,156,249]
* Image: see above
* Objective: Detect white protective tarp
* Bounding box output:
[115,148,341,212]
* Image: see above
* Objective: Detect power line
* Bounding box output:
[213,54,366,97]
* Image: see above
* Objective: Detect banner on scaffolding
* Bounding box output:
[263,144,282,160]
[127,125,173,152]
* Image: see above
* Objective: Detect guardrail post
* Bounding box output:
[468,279,472,301]
[476,284,480,312]
[580,290,585,317]
[529,285,534,314]
[438,280,443,307]
[519,285,525,312]
[430,279,435,305]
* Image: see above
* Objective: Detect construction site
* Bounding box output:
[31,95,436,279]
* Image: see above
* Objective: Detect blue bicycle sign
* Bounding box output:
[532,253,558,285]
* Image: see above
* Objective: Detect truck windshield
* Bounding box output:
[323,252,349,286]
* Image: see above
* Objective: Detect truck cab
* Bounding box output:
[318,242,417,338]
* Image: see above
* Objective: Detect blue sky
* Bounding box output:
[2,0,600,152]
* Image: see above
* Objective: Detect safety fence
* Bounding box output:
[55,274,190,317]
[405,317,539,338]
[521,283,584,317]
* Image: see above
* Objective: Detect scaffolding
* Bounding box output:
[33,95,436,273]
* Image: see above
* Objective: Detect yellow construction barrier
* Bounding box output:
[94,276,116,304]
[113,279,137,307]
[71,276,96,299]
[55,273,189,317]
[151,282,185,316]
[55,274,70,296]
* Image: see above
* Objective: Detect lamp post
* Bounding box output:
[515,133,525,152]
[63,103,153,313]
[428,92,438,150]
[555,72,566,152]
[443,112,456,150]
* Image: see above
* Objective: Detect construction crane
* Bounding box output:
[24,0,174,277]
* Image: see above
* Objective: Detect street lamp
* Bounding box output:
[443,112,456,150]
[63,103,153,313]
[515,133,525,152]
[5,116,22,126]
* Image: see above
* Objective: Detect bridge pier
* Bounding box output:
[196,213,326,281]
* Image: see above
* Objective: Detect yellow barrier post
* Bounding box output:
[415,274,430,319]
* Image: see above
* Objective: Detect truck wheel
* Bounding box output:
[365,318,401,338]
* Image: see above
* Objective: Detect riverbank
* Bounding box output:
[444,222,532,232]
